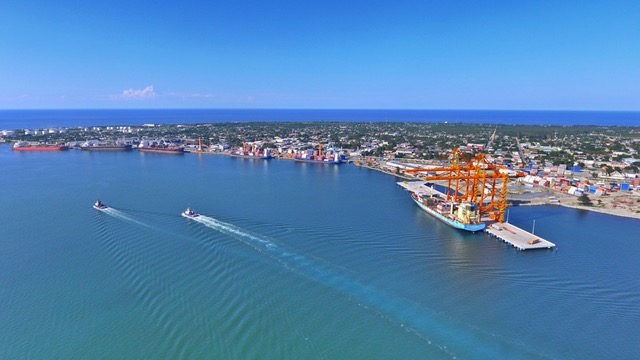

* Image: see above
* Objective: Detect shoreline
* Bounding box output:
[556,202,640,220]
[355,162,640,221]
[5,142,640,221]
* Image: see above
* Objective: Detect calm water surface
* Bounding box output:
[1,109,639,129]
[1,146,638,359]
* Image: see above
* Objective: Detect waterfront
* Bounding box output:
[1,146,639,359]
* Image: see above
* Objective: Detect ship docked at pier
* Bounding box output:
[292,144,343,164]
[81,142,132,151]
[12,142,69,151]
[398,149,527,232]
[410,191,485,232]
[137,140,184,154]
[230,142,272,159]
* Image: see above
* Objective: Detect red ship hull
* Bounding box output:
[138,147,184,154]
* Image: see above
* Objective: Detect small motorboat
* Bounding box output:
[93,199,108,210]
[182,206,199,218]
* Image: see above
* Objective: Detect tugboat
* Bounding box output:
[182,206,199,218]
[93,199,108,210]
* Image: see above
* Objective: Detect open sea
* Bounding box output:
[1,109,639,129]
[1,145,639,359]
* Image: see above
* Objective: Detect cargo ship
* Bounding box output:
[230,145,272,159]
[411,192,485,232]
[137,141,184,154]
[292,144,343,164]
[12,142,69,151]
[293,154,342,164]
[81,142,132,151]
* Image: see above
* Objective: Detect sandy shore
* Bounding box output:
[557,194,640,219]
[512,189,640,220]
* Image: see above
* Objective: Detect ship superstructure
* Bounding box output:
[292,143,342,164]
[12,142,69,151]
[411,191,485,232]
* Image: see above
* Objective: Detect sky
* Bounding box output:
[0,0,639,110]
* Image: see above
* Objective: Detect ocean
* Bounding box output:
[1,147,638,359]
[1,109,639,129]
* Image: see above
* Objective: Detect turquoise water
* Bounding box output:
[1,146,639,359]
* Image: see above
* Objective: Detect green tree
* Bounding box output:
[577,193,593,206]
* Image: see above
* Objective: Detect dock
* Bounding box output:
[398,181,556,251]
[397,180,447,197]
[484,222,555,251]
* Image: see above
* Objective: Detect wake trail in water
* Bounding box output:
[101,208,152,228]
[192,215,535,359]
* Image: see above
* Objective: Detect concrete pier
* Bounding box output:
[484,222,555,250]
[398,181,556,250]
[397,180,447,197]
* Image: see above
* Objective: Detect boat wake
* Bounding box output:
[100,208,152,228]
[190,215,529,358]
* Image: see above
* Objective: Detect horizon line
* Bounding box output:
[1,108,640,113]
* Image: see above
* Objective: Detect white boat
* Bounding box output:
[182,207,199,218]
[93,199,108,210]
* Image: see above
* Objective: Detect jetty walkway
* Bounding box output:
[397,181,556,251]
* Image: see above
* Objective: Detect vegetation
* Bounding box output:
[577,193,593,206]
[4,122,639,171]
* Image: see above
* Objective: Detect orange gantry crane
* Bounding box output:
[404,149,524,222]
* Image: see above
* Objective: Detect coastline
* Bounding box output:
[355,162,640,221]
[5,140,639,221]
[557,202,640,220]
[514,190,640,220]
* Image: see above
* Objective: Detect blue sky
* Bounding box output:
[1,0,638,110]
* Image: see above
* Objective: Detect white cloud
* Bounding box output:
[189,93,216,98]
[113,85,156,100]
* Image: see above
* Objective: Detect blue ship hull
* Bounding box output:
[293,158,342,164]
[230,154,272,159]
[412,196,485,232]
